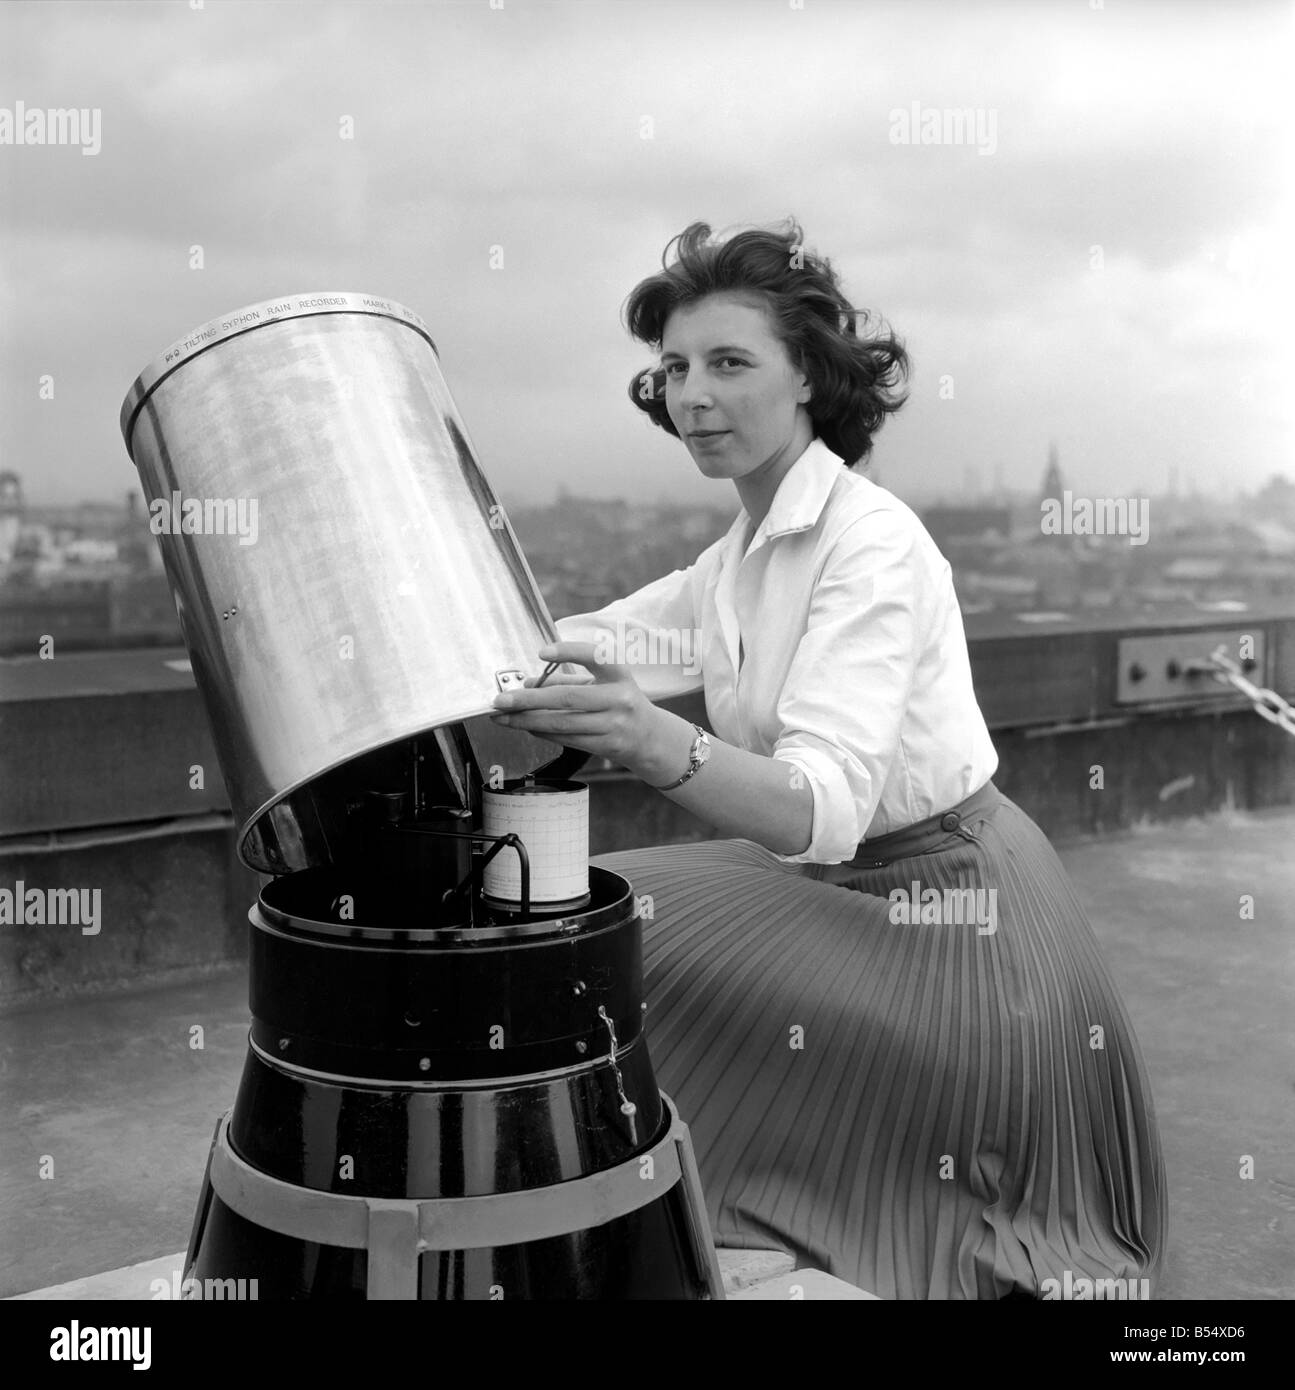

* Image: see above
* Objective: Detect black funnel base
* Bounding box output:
[182,865,724,1299]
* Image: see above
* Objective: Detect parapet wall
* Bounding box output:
[3,609,1292,1007]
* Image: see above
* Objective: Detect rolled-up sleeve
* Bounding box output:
[553,559,707,703]
[767,513,928,865]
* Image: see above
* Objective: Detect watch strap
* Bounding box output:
[654,724,711,791]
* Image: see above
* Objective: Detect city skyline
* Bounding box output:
[3,449,1281,514]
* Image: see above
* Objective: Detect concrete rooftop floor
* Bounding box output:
[2,806,1293,1300]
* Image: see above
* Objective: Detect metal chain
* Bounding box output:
[597,1005,639,1145]
[1186,645,1295,738]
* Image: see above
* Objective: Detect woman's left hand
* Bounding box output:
[490,641,673,771]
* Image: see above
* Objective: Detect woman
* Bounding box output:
[490,219,1167,1300]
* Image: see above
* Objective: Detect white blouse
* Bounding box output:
[554,435,999,865]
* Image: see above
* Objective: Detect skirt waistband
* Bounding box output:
[848,779,1005,868]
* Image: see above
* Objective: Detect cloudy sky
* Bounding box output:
[1,0,1289,510]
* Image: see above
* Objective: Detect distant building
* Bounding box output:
[1013,543,1083,609]
[1039,440,1064,507]
[108,574,182,644]
[63,538,120,565]
[953,571,1039,612]
[117,491,162,574]
[1255,474,1295,527]
[0,470,22,564]
[919,505,1012,554]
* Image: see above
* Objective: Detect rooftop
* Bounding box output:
[2,803,1291,1299]
[2,613,1294,1300]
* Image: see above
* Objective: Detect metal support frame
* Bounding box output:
[195,1091,725,1300]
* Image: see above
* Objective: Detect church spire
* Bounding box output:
[1041,440,1064,503]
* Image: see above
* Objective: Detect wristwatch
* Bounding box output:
[654,723,711,790]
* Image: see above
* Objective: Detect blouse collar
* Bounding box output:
[729,435,846,560]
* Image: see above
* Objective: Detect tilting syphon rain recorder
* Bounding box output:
[119,293,724,1299]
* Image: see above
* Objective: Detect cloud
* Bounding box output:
[0,0,1287,505]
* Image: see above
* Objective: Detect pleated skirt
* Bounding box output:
[590,780,1168,1300]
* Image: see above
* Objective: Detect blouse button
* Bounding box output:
[940,813,960,831]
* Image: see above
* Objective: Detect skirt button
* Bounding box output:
[940,812,960,831]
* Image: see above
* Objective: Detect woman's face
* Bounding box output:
[660,293,813,482]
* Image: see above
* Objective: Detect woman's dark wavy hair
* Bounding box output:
[623,218,909,467]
